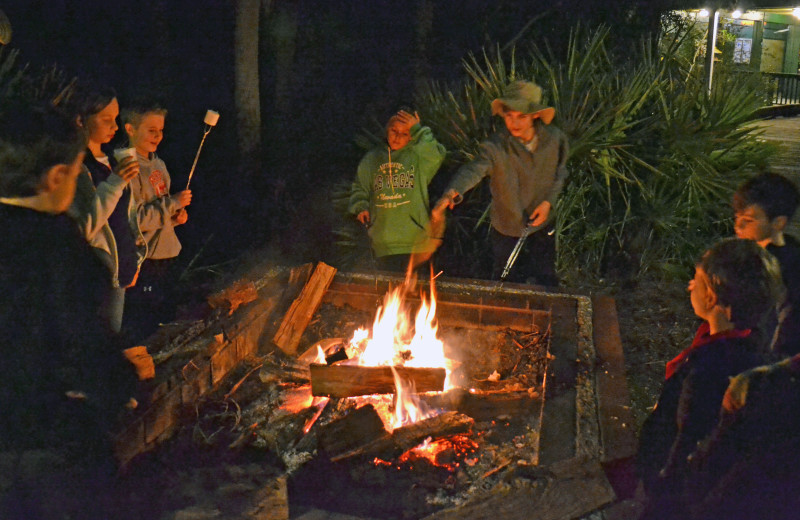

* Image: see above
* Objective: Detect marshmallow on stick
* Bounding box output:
[204,110,220,126]
[186,109,220,189]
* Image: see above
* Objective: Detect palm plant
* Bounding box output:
[414,24,772,280]
[0,45,78,109]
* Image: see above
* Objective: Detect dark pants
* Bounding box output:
[376,254,412,272]
[375,253,435,277]
[491,225,557,285]
[123,258,177,340]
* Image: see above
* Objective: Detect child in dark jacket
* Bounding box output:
[636,238,783,520]
[682,352,800,520]
[0,101,137,519]
[733,172,800,357]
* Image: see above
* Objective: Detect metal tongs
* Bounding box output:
[499,222,544,282]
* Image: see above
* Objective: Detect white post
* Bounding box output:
[705,9,720,94]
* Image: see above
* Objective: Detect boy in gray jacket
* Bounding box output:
[121,101,192,336]
[433,80,569,285]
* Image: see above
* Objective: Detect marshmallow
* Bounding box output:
[204,110,220,126]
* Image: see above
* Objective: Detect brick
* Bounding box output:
[114,417,145,468]
[211,342,238,386]
[144,387,182,445]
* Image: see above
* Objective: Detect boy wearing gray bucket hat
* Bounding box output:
[433,79,569,285]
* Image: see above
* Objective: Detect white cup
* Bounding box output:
[114,147,137,163]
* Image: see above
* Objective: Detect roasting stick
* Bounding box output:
[186,109,220,190]
[498,221,551,283]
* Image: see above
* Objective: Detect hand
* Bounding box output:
[431,199,449,225]
[174,190,192,208]
[113,156,139,183]
[528,200,551,227]
[395,110,421,130]
[172,208,188,226]
[356,210,370,225]
[434,189,459,212]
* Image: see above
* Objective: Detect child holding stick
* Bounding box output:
[121,100,191,336]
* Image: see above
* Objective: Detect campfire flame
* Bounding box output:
[344,274,454,431]
[347,278,451,385]
[391,366,435,429]
[286,272,455,437]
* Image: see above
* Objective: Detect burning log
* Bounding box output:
[258,354,311,384]
[318,404,387,456]
[309,364,446,398]
[329,411,474,462]
[273,262,337,355]
[421,387,543,421]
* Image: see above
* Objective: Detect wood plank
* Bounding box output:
[592,295,638,499]
[244,475,289,520]
[310,364,446,398]
[318,404,387,457]
[421,388,542,421]
[273,262,337,355]
[425,456,615,520]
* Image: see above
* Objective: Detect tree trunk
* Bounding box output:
[414,0,434,94]
[269,1,298,124]
[234,0,262,185]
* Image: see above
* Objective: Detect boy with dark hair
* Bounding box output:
[121,99,192,337]
[349,109,446,272]
[0,101,136,517]
[635,238,783,520]
[733,172,800,356]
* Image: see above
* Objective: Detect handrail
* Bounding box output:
[763,72,800,105]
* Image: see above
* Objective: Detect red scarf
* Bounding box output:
[664,321,752,380]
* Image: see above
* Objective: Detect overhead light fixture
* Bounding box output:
[699,8,710,17]
[732,9,742,18]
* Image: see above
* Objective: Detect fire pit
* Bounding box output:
[267,270,606,518]
[117,264,635,519]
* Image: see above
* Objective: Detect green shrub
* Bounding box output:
[414,25,773,280]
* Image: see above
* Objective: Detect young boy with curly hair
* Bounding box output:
[635,238,783,519]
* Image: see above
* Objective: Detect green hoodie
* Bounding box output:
[349,124,446,257]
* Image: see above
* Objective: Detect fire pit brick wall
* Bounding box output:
[112,265,637,513]
[114,266,294,467]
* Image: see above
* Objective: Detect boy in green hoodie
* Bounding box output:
[349,109,446,272]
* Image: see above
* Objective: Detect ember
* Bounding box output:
[394,434,480,470]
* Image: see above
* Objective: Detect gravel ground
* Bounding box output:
[568,274,698,432]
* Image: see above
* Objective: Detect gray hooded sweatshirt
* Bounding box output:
[446,123,569,238]
[128,151,183,260]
